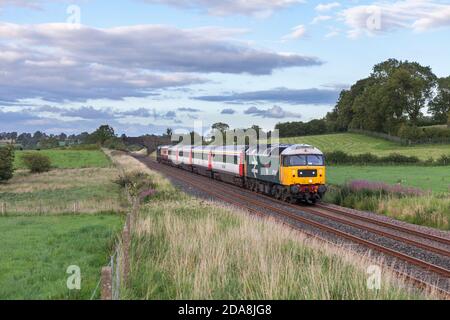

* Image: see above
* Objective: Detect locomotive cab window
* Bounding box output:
[283,155,324,167]
[307,155,324,166]
[283,155,306,166]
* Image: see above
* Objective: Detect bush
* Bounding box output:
[379,153,420,164]
[325,151,422,165]
[104,138,127,151]
[68,144,99,151]
[22,153,52,173]
[324,151,351,165]
[114,171,157,199]
[436,154,450,166]
[0,145,15,182]
[397,124,423,141]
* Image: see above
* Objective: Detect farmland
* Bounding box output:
[14,149,111,169]
[327,165,450,193]
[0,149,123,299]
[281,133,450,160]
[0,215,121,299]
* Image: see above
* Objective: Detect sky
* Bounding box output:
[1,0,450,136]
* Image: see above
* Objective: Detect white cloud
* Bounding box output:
[282,25,307,41]
[0,0,71,9]
[0,23,322,102]
[311,15,332,24]
[315,2,340,12]
[245,105,302,119]
[141,0,305,17]
[340,0,450,38]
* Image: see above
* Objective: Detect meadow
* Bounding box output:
[0,168,125,215]
[281,133,450,160]
[109,152,428,300]
[0,149,123,300]
[14,149,111,169]
[327,165,450,193]
[0,215,121,299]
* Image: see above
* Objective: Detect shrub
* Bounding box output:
[436,154,450,166]
[324,151,422,165]
[22,153,52,173]
[114,171,157,199]
[353,153,379,165]
[397,124,423,141]
[68,144,99,151]
[324,151,351,165]
[104,138,127,151]
[0,145,15,182]
[379,153,420,164]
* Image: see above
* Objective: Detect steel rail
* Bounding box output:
[316,203,450,246]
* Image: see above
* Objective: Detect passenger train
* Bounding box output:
[157,144,327,204]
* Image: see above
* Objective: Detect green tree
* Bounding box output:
[40,136,59,149]
[372,59,437,125]
[329,59,437,135]
[212,122,230,133]
[90,125,116,146]
[22,153,52,173]
[429,76,450,123]
[0,144,15,182]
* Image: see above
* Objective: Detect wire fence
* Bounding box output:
[0,200,121,217]
[90,205,135,300]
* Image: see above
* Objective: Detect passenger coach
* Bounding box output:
[158,144,327,204]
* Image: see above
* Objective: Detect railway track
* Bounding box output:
[136,157,450,297]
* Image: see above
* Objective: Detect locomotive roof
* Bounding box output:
[281,144,324,156]
[164,144,323,155]
[246,144,323,156]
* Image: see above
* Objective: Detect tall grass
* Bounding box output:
[0,168,126,216]
[106,152,428,300]
[325,184,450,230]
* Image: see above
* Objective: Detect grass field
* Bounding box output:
[0,168,125,215]
[328,166,450,193]
[0,149,124,300]
[110,152,427,300]
[0,215,121,299]
[14,150,111,169]
[281,133,450,160]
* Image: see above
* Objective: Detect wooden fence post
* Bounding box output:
[1,202,5,216]
[101,266,112,300]
[122,217,131,284]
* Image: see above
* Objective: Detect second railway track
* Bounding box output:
[136,156,450,297]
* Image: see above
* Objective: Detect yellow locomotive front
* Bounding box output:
[279,145,327,203]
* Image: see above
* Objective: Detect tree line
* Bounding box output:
[0,125,131,150]
[276,59,450,140]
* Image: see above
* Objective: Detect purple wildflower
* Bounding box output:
[347,180,425,197]
[139,188,157,200]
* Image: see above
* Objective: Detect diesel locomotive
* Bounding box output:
[157,144,327,204]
